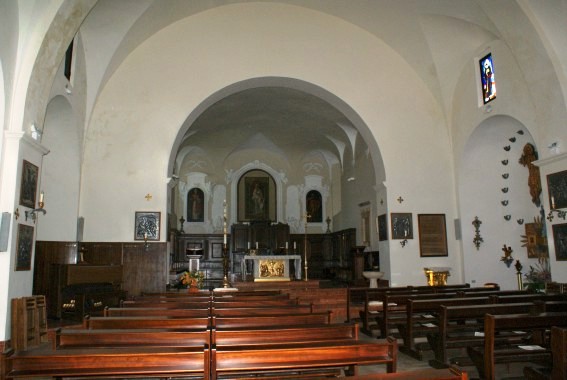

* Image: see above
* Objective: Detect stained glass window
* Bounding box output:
[480,53,496,104]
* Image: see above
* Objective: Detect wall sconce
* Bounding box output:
[472,216,483,250]
[25,192,46,223]
[400,239,408,248]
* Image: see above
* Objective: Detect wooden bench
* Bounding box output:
[5,345,209,379]
[466,312,567,380]
[428,302,545,368]
[83,315,211,329]
[347,366,468,379]
[210,299,299,308]
[210,337,397,379]
[104,306,210,317]
[50,327,210,349]
[211,322,359,346]
[352,285,473,333]
[523,326,567,379]
[212,312,332,328]
[374,292,463,339]
[120,300,211,308]
[398,296,493,359]
[211,304,313,316]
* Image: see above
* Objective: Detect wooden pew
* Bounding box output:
[212,312,332,328]
[210,299,299,308]
[211,304,313,316]
[353,285,473,333]
[104,306,210,317]
[428,302,545,368]
[466,312,567,380]
[83,315,211,329]
[211,322,359,346]
[5,345,209,379]
[523,326,567,380]
[373,292,462,338]
[347,366,468,379]
[398,296,493,359]
[120,300,211,309]
[210,337,397,379]
[50,327,210,349]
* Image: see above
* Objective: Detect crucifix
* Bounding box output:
[145,193,152,201]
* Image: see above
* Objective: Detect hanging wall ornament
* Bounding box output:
[503,145,511,151]
[502,173,509,179]
[509,137,516,143]
[500,244,514,267]
[501,159,508,165]
[518,143,542,207]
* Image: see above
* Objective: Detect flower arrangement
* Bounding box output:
[174,270,204,290]
[524,257,551,292]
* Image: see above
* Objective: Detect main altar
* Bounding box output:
[242,255,302,281]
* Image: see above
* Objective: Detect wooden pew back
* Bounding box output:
[83,315,210,329]
[212,323,359,346]
[212,312,331,328]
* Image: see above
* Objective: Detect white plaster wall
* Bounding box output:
[37,96,81,241]
[81,4,457,286]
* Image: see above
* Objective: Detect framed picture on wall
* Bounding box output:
[15,224,34,271]
[237,170,276,222]
[552,223,567,261]
[390,213,412,240]
[417,214,448,257]
[547,169,567,210]
[377,214,388,241]
[19,160,39,208]
[134,211,160,241]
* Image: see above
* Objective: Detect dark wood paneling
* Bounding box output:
[122,242,167,296]
[33,241,78,297]
[79,242,122,265]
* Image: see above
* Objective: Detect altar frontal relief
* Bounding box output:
[258,259,287,280]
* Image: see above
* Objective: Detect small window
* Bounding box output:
[479,53,496,104]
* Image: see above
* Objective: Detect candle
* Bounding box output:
[552,196,556,209]
[285,242,288,249]
[224,233,227,245]
[144,232,147,240]
[39,191,44,204]
[256,242,259,249]
[247,242,250,249]
[294,242,296,250]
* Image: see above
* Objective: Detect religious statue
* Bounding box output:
[518,143,542,207]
